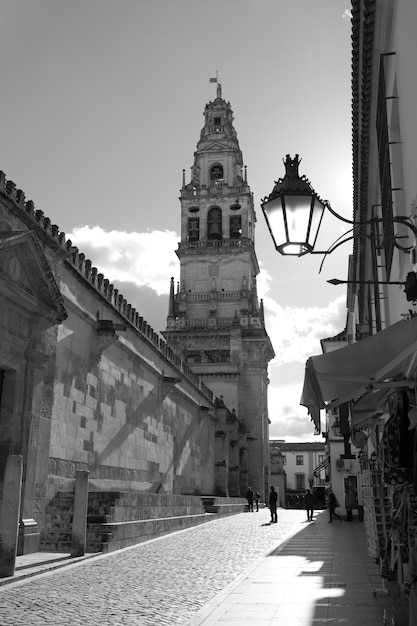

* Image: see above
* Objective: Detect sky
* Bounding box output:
[1,0,354,442]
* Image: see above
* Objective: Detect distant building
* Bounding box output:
[270,440,326,507]
[269,441,285,506]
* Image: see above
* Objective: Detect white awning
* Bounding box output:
[300,317,417,429]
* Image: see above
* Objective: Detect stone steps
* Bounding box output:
[87,513,213,553]
[40,491,243,553]
[201,496,248,514]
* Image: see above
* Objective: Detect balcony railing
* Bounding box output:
[181,184,249,199]
[178,237,252,251]
[186,292,242,302]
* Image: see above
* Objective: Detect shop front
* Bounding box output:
[301,316,417,624]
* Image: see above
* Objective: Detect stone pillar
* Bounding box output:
[0,455,23,577]
[238,422,249,497]
[18,348,49,555]
[71,470,89,557]
[228,409,240,496]
[214,400,229,496]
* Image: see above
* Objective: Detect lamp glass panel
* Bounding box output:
[263,196,287,249]
[284,195,314,245]
[281,243,305,255]
[308,197,326,247]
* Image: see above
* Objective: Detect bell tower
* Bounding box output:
[164,83,274,498]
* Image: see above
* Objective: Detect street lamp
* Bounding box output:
[261,154,326,256]
[261,154,417,258]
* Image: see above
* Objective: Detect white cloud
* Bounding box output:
[258,264,345,441]
[259,265,347,367]
[67,226,179,296]
[268,383,322,442]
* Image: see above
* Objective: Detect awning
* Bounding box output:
[300,316,417,430]
[313,456,330,477]
[350,388,393,428]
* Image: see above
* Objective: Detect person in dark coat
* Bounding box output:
[246,487,254,512]
[327,488,342,523]
[345,487,356,521]
[269,485,278,523]
[304,489,315,521]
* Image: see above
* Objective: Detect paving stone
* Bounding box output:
[0,509,305,625]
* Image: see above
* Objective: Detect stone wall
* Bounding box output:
[0,171,221,545]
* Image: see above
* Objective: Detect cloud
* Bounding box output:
[268,384,322,443]
[342,9,352,20]
[258,265,347,367]
[258,264,345,441]
[67,226,179,296]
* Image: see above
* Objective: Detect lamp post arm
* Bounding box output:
[325,203,358,225]
[318,234,356,273]
[325,203,417,238]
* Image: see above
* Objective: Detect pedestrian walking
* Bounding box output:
[327,488,342,523]
[254,491,261,512]
[304,488,315,521]
[345,487,356,521]
[269,485,278,523]
[246,486,254,512]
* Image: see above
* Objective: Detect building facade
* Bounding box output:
[270,441,326,507]
[163,84,274,499]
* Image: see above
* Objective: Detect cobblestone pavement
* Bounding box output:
[0,508,307,625]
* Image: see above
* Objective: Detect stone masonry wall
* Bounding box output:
[39,262,217,527]
[0,172,217,535]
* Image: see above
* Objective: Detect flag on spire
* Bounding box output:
[209,73,222,98]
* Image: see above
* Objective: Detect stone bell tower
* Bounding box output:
[163,82,274,498]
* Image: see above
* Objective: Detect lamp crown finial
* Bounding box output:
[284,154,301,178]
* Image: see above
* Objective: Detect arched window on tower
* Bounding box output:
[188,217,200,242]
[230,216,242,240]
[207,207,222,240]
[210,164,223,182]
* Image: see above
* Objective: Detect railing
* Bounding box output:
[178,237,252,251]
[180,184,249,199]
[186,292,241,302]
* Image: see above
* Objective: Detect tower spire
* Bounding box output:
[168,277,175,318]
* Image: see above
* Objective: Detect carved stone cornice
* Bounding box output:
[0,230,67,324]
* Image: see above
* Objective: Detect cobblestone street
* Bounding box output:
[0,509,306,625]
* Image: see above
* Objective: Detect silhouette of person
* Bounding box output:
[304,489,315,521]
[246,487,254,512]
[269,485,278,523]
[345,487,356,521]
[327,488,342,523]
